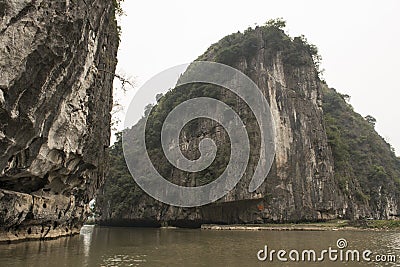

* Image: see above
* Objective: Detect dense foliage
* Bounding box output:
[198,18,322,76]
[322,86,400,206]
[96,133,142,218]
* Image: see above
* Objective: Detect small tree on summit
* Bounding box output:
[265,18,286,29]
[365,115,377,127]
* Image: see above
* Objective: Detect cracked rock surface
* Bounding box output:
[0,0,118,242]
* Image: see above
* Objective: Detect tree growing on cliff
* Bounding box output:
[114,0,125,16]
[265,18,286,29]
[365,115,377,127]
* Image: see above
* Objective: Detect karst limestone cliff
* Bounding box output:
[98,22,400,227]
[0,0,119,241]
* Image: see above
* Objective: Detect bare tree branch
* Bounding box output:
[98,69,136,91]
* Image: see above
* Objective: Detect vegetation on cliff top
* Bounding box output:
[98,19,400,221]
[198,18,323,77]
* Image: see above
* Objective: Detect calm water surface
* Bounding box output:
[1,226,400,266]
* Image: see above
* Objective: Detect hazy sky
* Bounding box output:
[115,0,400,155]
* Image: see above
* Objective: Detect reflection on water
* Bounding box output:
[1,226,400,266]
[80,225,95,265]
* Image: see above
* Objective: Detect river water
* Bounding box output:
[1,226,400,266]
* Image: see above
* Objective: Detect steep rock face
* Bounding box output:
[0,0,119,241]
[98,24,400,226]
[98,26,346,226]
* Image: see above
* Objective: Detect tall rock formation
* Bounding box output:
[0,0,119,241]
[98,21,400,227]
[98,23,346,226]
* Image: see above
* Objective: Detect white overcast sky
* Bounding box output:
[115,0,400,155]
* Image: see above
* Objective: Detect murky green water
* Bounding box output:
[1,226,400,266]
